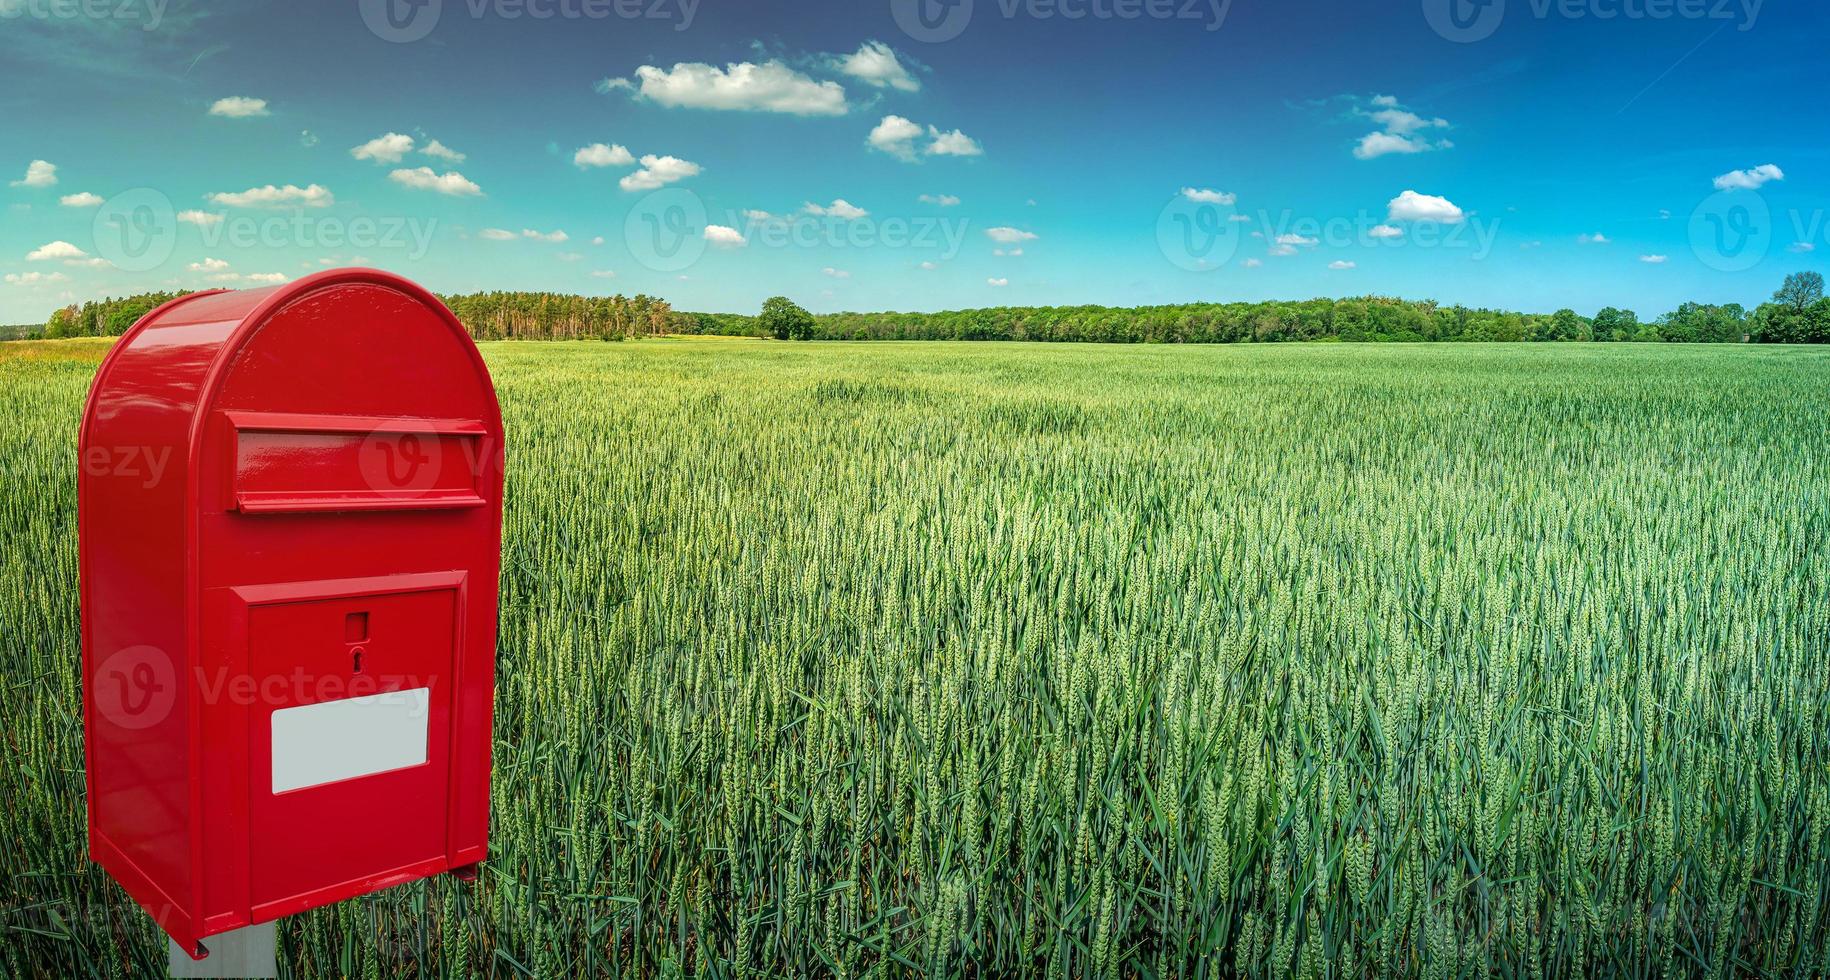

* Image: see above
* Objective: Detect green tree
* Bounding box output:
[1774,271,1825,312]
[1548,308,1589,341]
[759,296,815,341]
[1754,298,1830,344]
[44,305,77,339]
[1592,307,1637,342]
[1663,302,1747,344]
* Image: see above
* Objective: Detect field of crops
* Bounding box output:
[3,337,1829,978]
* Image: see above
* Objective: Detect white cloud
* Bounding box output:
[986,227,1037,244]
[919,261,939,270]
[1639,254,1667,264]
[987,277,1009,287]
[1790,242,1817,254]
[1578,232,1611,245]
[919,193,960,206]
[743,209,776,222]
[188,257,231,272]
[521,229,568,243]
[591,236,606,246]
[354,133,465,165]
[1367,108,1448,136]
[389,167,483,196]
[1351,96,1453,160]
[1241,258,1263,268]
[65,257,109,268]
[868,114,923,160]
[1368,224,1403,239]
[300,130,319,148]
[1387,190,1465,224]
[59,192,103,207]
[1329,260,1356,270]
[5,271,68,284]
[822,267,851,279]
[352,132,415,164]
[177,209,224,227]
[607,61,848,116]
[574,142,635,169]
[590,269,618,279]
[834,41,920,92]
[1713,164,1783,191]
[703,224,747,247]
[27,240,86,261]
[557,252,583,262]
[208,183,335,208]
[1354,131,1452,160]
[11,160,57,188]
[619,155,701,191]
[1181,187,1236,205]
[1276,233,1318,247]
[804,199,869,220]
[994,248,1024,257]
[479,228,518,241]
[1268,244,1297,257]
[209,96,270,118]
[421,139,466,163]
[868,115,981,160]
[245,272,288,284]
[926,127,982,157]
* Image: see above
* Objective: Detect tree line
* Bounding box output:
[686,273,1829,345]
[32,289,675,342]
[441,291,673,341]
[17,272,1828,345]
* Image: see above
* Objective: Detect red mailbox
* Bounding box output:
[78,268,504,957]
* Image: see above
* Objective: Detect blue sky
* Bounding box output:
[2,0,1825,323]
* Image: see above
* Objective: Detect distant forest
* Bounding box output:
[32,290,676,342]
[679,272,1830,345]
[19,272,1830,345]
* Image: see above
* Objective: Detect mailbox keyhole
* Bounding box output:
[347,612,370,674]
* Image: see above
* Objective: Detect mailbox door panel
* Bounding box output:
[244,583,458,916]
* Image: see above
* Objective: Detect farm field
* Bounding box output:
[3,337,1830,977]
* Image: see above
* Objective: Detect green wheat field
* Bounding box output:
[4,337,1830,978]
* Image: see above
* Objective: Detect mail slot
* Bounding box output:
[78,269,505,958]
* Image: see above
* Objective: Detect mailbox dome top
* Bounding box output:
[85,267,500,450]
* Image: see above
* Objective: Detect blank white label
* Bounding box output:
[270,688,429,793]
